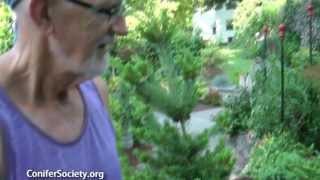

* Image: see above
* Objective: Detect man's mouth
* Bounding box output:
[97,36,114,50]
[98,43,107,49]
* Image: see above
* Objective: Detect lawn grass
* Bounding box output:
[217,45,254,84]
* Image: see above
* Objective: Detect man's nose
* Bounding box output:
[111,16,128,36]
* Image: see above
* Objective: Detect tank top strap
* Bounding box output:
[0,86,22,131]
[79,80,105,108]
[79,80,116,136]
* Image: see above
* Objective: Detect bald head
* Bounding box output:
[8,0,127,81]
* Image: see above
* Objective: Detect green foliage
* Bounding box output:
[108,0,208,144]
[170,31,205,81]
[175,47,202,80]
[0,2,14,53]
[233,0,286,55]
[246,134,320,179]
[284,32,301,63]
[200,0,241,10]
[200,45,224,68]
[106,1,238,179]
[137,10,177,46]
[282,0,303,27]
[116,8,235,177]
[125,0,154,13]
[139,75,199,124]
[108,77,159,144]
[304,65,320,91]
[106,55,158,146]
[128,46,202,123]
[249,58,320,148]
[205,44,256,83]
[171,0,196,28]
[256,28,300,65]
[291,48,320,69]
[283,0,320,50]
[139,122,235,180]
[215,90,251,136]
[115,7,205,71]
[216,54,320,146]
[120,55,154,84]
[125,0,242,28]
[170,30,205,57]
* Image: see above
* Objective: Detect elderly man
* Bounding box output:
[0,0,127,179]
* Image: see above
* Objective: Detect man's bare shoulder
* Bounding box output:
[0,54,10,86]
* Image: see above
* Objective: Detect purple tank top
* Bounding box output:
[0,80,122,180]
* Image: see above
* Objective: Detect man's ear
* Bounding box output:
[29,0,52,33]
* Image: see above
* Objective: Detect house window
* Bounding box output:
[215,3,223,10]
[226,20,233,31]
[212,26,216,34]
[228,37,233,43]
[226,1,237,10]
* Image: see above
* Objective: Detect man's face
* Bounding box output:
[47,0,127,79]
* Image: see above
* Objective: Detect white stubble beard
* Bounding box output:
[81,51,109,80]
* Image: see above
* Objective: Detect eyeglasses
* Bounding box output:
[11,0,22,8]
[66,0,125,21]
[12,0,125,20]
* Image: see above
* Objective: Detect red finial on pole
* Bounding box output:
[263,25,269,35]
[307,1,314,17]
[278,24,286,40]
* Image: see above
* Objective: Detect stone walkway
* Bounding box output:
[151,74,255,178]
[154,107,223,135]
[154,107,254,178]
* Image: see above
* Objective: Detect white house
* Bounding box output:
[193,2,237,44]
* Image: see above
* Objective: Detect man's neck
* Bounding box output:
[0,43,82,107]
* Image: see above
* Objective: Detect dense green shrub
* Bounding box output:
[106,55,158,146]
[170,30,205,57]
[106,1,235,179]
[291,48,320,68]
[139,73,199,125]
[254,28,300,66]
[215,90,251,136]
[129,39,234,179]
[0,2,14,53]
[303,65,320,92]
[113,8,205,74]
[108,79,159,143]
[136,10,177,46]
[200,45,224,68]
[245,134,320,179]
[216,54,320,146]
[174,47,203,80]
[249,58,320,148]
[139,123,235,180]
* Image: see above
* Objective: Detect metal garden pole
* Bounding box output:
[307,1,315,121]
[279,24,286,123]
[307,1,314,65]
[262,25,269,80]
